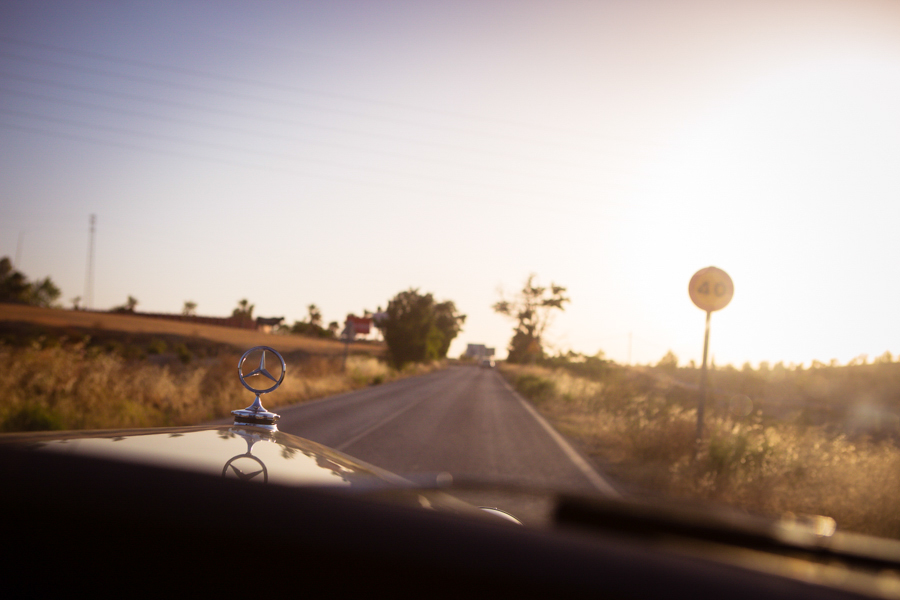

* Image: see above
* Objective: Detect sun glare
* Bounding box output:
[616,53,900,367]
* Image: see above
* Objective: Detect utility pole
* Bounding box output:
[84,214,95,309]
[14,231,23,269]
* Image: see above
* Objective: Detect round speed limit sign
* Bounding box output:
[689,267,733,312]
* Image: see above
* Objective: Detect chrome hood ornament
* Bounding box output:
[223,428,270,483]
[232,346,285,431]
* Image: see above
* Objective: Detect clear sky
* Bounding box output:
[2,0,900,367]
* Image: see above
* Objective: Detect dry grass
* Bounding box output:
[500,363,900,539]
[0,304,383,356]
[0,341,439,432]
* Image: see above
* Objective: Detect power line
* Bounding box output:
[0,71,624,171]
[0,35,648,143]
[0,108,619,203]
[0,86,632,185]
[0,121,624,219]
[0,38,652,217]
[0,49,486,137]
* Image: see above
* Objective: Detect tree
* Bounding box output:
[657,350,679,371]
[0,257,61,308]
[492,274,569,363]
[0,257,30,304]
[27,277,61,308]
[874,350,893,364]
[380,289,465,369]
[111,295,138,313]
[290,303,334,338]
[232,299,254,326]
[433,301,466,358]
[307,304,322,328]
[848,354,869,366]
[182,301,197,316]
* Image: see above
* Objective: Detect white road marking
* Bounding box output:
[335,394,430,452]
[498,375,621,498]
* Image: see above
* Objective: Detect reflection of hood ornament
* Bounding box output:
[222,428,270,483]
[232,346,285,431]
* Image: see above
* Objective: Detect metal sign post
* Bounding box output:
[688,267,734,446]
[696,309,712,443]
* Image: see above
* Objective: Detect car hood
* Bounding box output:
[5,425,900,597]
[1,425,397,488]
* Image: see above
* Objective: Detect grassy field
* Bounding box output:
[0,339,437,432]
[0,304,383,356]
[500,361,900,540]
[0,304,436,432]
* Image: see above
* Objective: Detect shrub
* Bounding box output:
[514,374,556,403]
[0,343,432,433]
[497,361,900,539]
[123,345,146,360]
[1,403,65,432]
[175,343,192,364]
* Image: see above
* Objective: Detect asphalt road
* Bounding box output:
[274,366,618,524]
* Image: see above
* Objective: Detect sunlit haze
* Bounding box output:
[2,0,899,367]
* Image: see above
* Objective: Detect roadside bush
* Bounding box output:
[0,343,438,432]
[122,345,146,360]
[105,340,124,355]
[514,374,556,404]
[175,343,192,364]
[497,361,900,539]
[0,403,65,432]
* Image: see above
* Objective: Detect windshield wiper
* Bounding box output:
[555,494,900,572]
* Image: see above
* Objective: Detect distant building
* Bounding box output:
[465,344,495,358]
[256,316,285,334]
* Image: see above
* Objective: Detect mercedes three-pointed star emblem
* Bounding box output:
[222,455,268,483]
[238,346,286,395]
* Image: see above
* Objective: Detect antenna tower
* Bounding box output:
[84,214,95,309]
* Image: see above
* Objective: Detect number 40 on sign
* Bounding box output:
[689,266,733,313]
